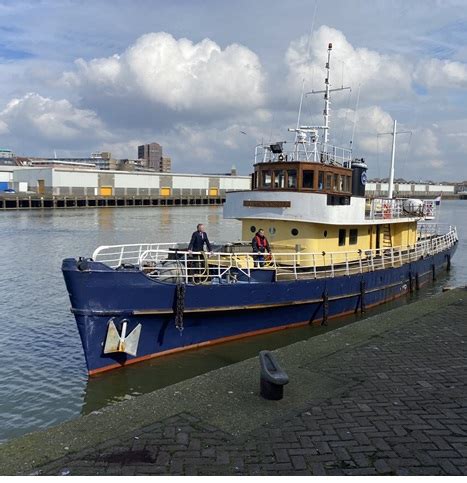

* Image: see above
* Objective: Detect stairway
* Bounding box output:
[382,224,392,248]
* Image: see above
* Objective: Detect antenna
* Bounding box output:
[350,83,361,151]
[306,0,318,59]
[296,79,306,132]
[306,43,350,148]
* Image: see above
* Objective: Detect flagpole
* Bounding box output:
[436,193,441,231]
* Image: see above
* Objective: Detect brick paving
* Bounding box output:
[33,296,467,476]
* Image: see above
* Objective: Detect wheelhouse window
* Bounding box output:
[333,174,339,191]
[274,170,285,188]
[344,176,351,192]
[287,169,297,189]
[262,170,272,188]
[325,174,332,190]
[338,229,346,246]
[302,170,314,189]
[349,228,358,245]
[318,171,324,190]
[339,175,344,191]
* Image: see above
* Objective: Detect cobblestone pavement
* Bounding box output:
[36,298,467,476]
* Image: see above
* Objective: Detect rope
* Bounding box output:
[192,253,210,285]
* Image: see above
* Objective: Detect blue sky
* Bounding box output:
[0,0,467,181]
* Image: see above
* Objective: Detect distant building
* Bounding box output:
[137,142,171,172]
[90,152,117,170]
[117,159,146,172]
[0,148,14,159]
[160,156,171,172]
[138,143,162,170]
[21,157,100,169]
[27,159,97,169]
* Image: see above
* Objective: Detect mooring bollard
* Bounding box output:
[259,350,289,400]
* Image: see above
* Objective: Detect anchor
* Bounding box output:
[103,318,141,356]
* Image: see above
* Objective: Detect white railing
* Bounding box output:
[91,227,457,284]
[254,142,352,167]
[367,198,436,220]
[92,242,181,267]
[418,222,451,239]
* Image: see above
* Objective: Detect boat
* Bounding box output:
[62,43,458,376]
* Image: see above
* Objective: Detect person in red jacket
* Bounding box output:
[252,229,271,267]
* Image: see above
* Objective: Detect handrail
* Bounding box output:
[90,226,458,284]
[367,198,437,220]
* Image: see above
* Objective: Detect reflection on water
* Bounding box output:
[97,208,115,231]
[0,202,465,442]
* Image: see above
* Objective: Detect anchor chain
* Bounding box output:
[174,282,186,334]
[321,291,329,326]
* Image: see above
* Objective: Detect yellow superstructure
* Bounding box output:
[242,219,418,267]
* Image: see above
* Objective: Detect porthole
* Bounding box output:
[291,228,299,236]
[269,227,276,235]
[324,230,328,238]
[250,225,256,233]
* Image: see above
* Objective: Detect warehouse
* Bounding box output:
[365,182,456,197]
[9,167,251,197]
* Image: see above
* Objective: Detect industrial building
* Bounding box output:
[365,182,456,197]
[0,166,250,197]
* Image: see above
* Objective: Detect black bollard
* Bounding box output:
[259,350,289,400]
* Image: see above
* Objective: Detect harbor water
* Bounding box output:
[0,201,466,443]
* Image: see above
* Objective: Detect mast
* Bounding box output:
[378,120,411,199]
[306,43,350,150]
[388,119,397,199]
[323,43,331,145]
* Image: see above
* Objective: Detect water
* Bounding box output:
[0,201,466,443]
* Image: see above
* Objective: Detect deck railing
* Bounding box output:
[367,198,436,220]
[91,225,457,283]
[254,142,352,167]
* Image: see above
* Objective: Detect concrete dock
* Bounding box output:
[0,288,465,476]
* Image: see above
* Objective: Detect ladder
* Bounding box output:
[382,224,392,248]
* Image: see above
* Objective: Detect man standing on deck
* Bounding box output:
[188,223,212,254]
[188,224,212,283]
[252,229,271,267]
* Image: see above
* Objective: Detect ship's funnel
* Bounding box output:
[351,159,368,197]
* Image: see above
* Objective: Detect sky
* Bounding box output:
[1,0,467,181]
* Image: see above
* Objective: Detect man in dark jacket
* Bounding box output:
[188,223,212,253]
[252,229,271,266]
[188,224,212,283]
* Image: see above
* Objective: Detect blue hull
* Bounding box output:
[62,244,457,375]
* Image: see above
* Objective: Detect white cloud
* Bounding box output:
[285,25,413,101]
[0,93,107,142]
[412,127,441,158]
[414,58,467,88]
[334,105,394,154]
[159,122,265,165]
[62,32,266,113]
